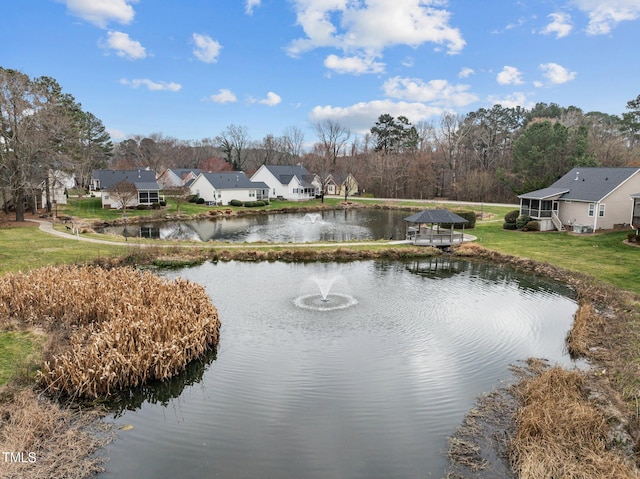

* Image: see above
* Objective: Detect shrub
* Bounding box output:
[255,200,266,207]
[136,204,150,210]
[229,199,242,207]
[523,220,540,232]
[151,202,161,210]
[453,210,476,229]
[159,200,166,207]
[516,215,532,230]
[196,197,205,204]
[244,201,258,207]
[505,209,520,223]
[187,195,198,203]
[503,222,518,230]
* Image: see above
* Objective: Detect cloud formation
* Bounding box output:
[539,62,576,84]
[497,66,524,85]
[383,77,478,107]
[541,12,573,38]
[120,78,182,91]
[209,89,237,103]
[103,31,146,60]
[62,0,137,28]
[192,33,222,63]
[245,0,261,15]
[573,0,640,35]
[287,0,465,61]
[258,92,282,106]
[309,100,443,134]
[324,54,385,75]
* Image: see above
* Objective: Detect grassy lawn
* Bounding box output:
[0,331,44,387]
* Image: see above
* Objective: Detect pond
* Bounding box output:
[96,209,410,242]
[98,259,578,479]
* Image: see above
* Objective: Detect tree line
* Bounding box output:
[3,67,640,222]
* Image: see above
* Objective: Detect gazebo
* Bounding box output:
[404,209,469,246]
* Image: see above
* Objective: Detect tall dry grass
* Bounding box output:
[0,265,220,398]
[510,367,637,479]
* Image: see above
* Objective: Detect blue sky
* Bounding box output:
[2,0,640,146]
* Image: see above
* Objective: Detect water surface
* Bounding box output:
[99,259,578,479]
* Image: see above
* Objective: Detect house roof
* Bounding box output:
[519,167,640,202]
[199,172,258,189]
[93,169,159,190]
[263,165,316,187]
[404,209,469,224]
[518,187,570,200]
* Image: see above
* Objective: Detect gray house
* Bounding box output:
[91,169,161,209]
[518,167,640,232]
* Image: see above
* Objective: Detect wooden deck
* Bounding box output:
[406,227,472,246]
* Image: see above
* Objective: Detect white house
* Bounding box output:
[250,165,319,200]
[518,167,640,232]
[189,172,269,205]
[91,169,161,209]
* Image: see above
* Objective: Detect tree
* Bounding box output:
[72,110,112,195]
[216,124,250,170]
[620,94,640,149]
[163,185,190,212]
[109,180,138,214]
[282,125,305,158]
[370,114,419,154]
[0,68,76,221]
[314,119,351,169]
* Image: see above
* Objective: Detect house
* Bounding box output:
[324,173,358,197]
[91,169,161,209]
[518,167,640,232]
[41,170,75,207]
[157,168,202,189]
[250,165,319,200]
[631,193,640,230]
[189,172,270,205]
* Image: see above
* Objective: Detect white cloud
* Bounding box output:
[120,78,182,91]
[383,77,478,107]
[572,0,640,35]
[488,92,534,109]
[497,66,524,85]
[541,12,573,38]
[539,62,577,84]
[103,31,146,60]
[192,33,222,63]
[209,89,237,103]
[287,0,465,59]
[259,92,282,106]
[458,67,475,78]
[309,100,443,134]
[107,127,127,140]
[324,54,385,75]
[245,0,261,15]
[62,0,137,28]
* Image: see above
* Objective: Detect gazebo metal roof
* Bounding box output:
[404,209,469,224]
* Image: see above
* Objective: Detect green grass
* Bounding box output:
[0,224,124,274]
[0,331,43,387]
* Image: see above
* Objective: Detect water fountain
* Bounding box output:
[302,212,323,224]
[293,274,358,311]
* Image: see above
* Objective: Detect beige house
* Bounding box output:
[518,167,640,232]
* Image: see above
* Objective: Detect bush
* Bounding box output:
[453,210,476,229]
[516,215,532,230]
[503,222,518,230]
[187,195,198,203]
[505,209,520,223]
[196,197,205,204]
[159,200,166,207]
[229,199,243,207]
[151,202,161,210]
[136,204,150,210]
[523,220,540,232]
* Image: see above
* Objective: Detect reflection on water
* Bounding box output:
[99,260,578,479]
[96,209,410,242]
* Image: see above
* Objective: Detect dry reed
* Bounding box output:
[0,388,112,479]
[0,265,220,399]
[510,367,637,479]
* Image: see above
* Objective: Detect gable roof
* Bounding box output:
[93,169,159,190]
[404,209,469,224]
[199,172,258,189]
[519,167,640,202]
[263,165,310,182]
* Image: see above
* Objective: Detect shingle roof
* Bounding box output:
[519,167,640,202]
[200,172,258,189]
[93,169,159,190]
[264,165,312,185]
[404,209,469,224]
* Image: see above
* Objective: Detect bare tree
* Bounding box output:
[282,125,305,158]
[163,185,190,212]
[216,124,251,170]
[109,180,138,215]
[314,119,351,169]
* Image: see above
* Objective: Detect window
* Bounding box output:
[598,204,605,217]
[588,203,595,217]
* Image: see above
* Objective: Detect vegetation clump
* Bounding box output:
[0,265,221,399]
